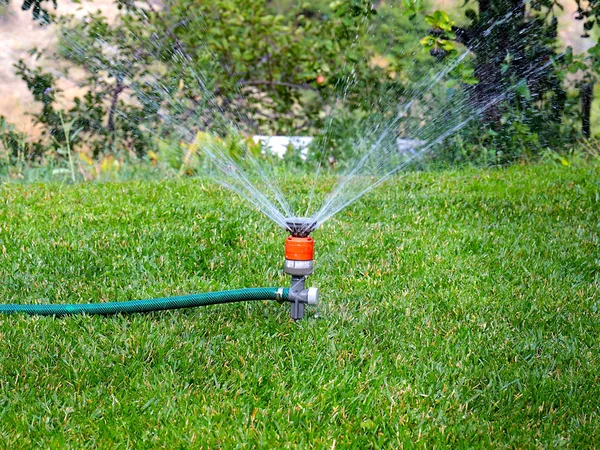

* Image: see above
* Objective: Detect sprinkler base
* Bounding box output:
[288,276,318,320]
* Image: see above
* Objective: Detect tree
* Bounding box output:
[6,0,400,162]
[419,0,600,146]
[8,0,600,166]
[426,1,564,122]
[149,0,391,136]
[412,0,583,161]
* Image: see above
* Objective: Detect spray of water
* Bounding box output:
[52,1,558,235]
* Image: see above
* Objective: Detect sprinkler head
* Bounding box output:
[285,217,317,238]
[283,219,318,320]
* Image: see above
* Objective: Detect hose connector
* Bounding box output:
[288,285,319,306]
[307,287,318,306]
[288,276,318,320]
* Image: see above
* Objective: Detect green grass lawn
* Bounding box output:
[0,161,598,447]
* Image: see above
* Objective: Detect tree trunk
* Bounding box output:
[107,75,125,133]
[470,0,527,126]
[581,82,593,139]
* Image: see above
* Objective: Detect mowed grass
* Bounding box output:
[0,161,598,448]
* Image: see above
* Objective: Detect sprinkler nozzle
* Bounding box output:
[285,217,317,238]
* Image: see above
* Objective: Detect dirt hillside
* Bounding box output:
[0,0,118,135]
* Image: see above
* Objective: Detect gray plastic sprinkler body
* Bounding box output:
[284,217,318,320]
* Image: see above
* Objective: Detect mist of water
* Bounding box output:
[52,1,556,234]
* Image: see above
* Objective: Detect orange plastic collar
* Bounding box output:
[285,236,314,261]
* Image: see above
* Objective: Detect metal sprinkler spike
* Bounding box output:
[283,217,318,320]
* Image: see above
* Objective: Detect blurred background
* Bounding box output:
[1,0,600,180]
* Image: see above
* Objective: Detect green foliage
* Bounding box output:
[56,12,157,157]
[4,0,59,24]
[421,10,456,57]
[402,0,424,20]
[10,13,158,161]
[160,0,388,136]
[8,0,600,167]
[0,116,30,162]
[0,162,598,445]
[10,0,406,165]
[14,60,66,151]
[405,0,580,162]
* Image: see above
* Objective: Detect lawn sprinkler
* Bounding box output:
[282,217,319,320]
[0,217,319,321]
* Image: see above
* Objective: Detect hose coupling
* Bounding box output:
[288,286,319,306]
[275,287,285,304]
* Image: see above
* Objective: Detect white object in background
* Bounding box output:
[396,138,427,157]
[253,136,314,159]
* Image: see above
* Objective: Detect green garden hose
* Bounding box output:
[0,287,290,316]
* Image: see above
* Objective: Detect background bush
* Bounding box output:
[2,0,600,174]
